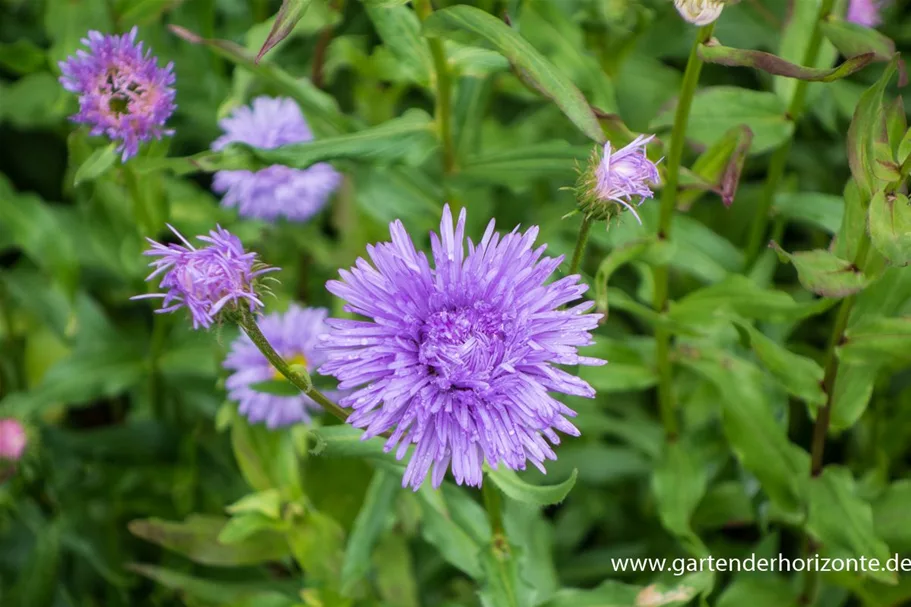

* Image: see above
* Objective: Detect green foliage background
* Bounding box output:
[2,0,911,605]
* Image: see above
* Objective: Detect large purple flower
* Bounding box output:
[59,27,176,161]
[847,0,888,27]
[319,205,604,490]
[211,96,341,222]
[133,225,277,329]
[224,305,333,428]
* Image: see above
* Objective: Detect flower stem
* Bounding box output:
[568,216,593,276]
[652,23,713,441]
[415,0,455,174]
[744,0,837,265]
[238,308,350,423]
[482,481,504,536]
[123,164,155,237]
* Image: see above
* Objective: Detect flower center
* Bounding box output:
[101,71,145,117]
[418,303,509,389]
[274,353,308,380]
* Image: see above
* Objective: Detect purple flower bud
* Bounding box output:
[319,205,604,490]
[0,419,26,461]
[577,135,661,224]
[133,225,278,329]
[212,97,341,222]
[847,0,888,27]
[59,27,176,161]
[224,305,338,428]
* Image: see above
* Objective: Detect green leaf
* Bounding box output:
[542,576,704,607]
[486,467,577,506]
[341,470,400,593]
[416,485,489,579]
[874,480,911,552]
[128,564,298,606]
[0,39,46,74]
[821,19,896,62]
[286,509,346,584]
[698,42,873,82]
[217,512,279,545]
[479,538,533,607]
[309,425,405,470]
[167,24,350,137]
[423,5,604,143]
[594,237,672,319]
[651,440,707,556]
[771,244,870,298]
[678,125,753,208]
[680,350,808,516]
[835,179,867,261]
[838,316,911,365]
[651,87,793,155]
[806,467,895,585]
[578,362,658,393]
[869,190,911,266]
[773,0,837,102]
[773,191,843,234]
[365,2,433,85]
[249,378,300,396]
[373,534,419,607]
[847,54,898,197]
[230,415,304,501]
[226,489,283,520]
[10,522,60,607]
[119,0,185,25]
[256,0,313,62]
[128,515,291,566]
[457,143,589,187]
[733,320,826,412]
[830,362,877,431]
[716,575,799,607]
[73,144,118,186]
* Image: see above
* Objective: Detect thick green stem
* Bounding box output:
[652,23,713,440]
[482,482,504,536]
[744,0,837,265]
[568,217,593,276]
[238,308,350,423]
[415,0,455,174]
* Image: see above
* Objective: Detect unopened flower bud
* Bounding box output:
[674,0,725,26]
[0,419,27,461]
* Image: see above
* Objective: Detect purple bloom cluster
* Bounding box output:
[847,0,888,27]
[319,205,604,490]
[212,97,342,222]
[225,305,333,428]
[59,27,176,161]
[594,135,660,224]
[134,225,277,329]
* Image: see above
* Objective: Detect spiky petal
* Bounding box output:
[211,97,341,222]
[59,27,176,161]
[133,225,277,330]
[319,205,604,490]
[577,135,660,224]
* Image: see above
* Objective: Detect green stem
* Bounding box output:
[652,23,713,441]
[238,308,350,423]
[482,481,504,536]
[744,0,837,265]
[123,164,154,237]
[415,0,455,174]
[568,217,593,276]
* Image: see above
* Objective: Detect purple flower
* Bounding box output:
[211,96,341,222]
[847,0,887,27]
[319,205,604,490]
[224,305,334,428]
[592,135,660,224]
[0,419,26,461]
[133,225,277,329]
[59,27,176,161]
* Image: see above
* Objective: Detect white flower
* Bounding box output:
[674,0,724,26]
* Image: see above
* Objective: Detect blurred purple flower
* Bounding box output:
[319,205,604,490]
[225,305,334,428]
[211,97,341,222]
[593,135,660,224]
[847,0,887,27]
[0,419,26,461]
[59,27,176,161]
[133,225,277,329]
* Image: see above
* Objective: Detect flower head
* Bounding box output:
[225,305,335,428]
[674,0,725,25]
[847,0,887,27]
[59,27,176,161]
[0,419,27,461]
[577,135,660,224]
[212,97,341,222]
[319,205,604,490]
[133,225,277,329]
